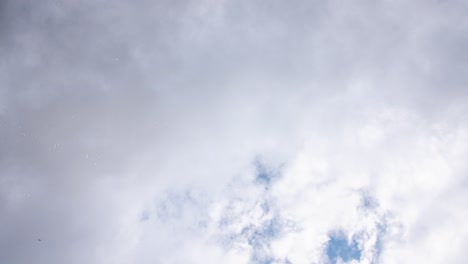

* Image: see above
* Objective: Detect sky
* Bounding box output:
[1,0,468,263]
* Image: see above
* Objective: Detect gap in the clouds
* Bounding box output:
[359,192,379,211]
[218,158,297,263]
[140,157,296,263]
[326,231,362,263]
[254,158,282,189]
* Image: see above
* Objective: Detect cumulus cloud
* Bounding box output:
[1,0,468,263]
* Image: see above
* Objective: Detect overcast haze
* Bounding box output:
[1,0,468,263]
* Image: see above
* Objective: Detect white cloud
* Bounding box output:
[1,0,468,263]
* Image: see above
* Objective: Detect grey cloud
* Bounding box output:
[1,0,468,263]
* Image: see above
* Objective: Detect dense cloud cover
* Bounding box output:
[1,0,468,263]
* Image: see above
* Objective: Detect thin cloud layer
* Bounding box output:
[1,0,468,263]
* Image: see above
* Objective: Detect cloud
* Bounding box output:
[1,0,468,263]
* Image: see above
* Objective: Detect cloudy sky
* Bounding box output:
[1,0,468,263]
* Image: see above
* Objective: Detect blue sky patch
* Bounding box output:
[254,159,281,188]
[326,231,362,263]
